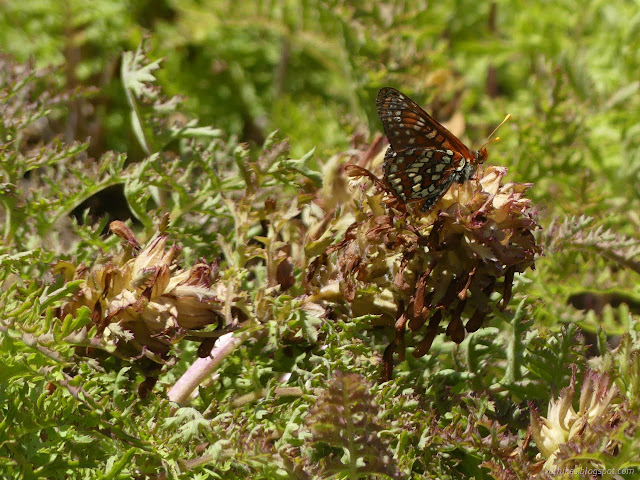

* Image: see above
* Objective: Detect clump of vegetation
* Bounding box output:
[530,368,639,470]
[2,2,640,478]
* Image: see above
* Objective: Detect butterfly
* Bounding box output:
[376,87,504,212]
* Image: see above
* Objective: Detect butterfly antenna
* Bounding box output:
[480,114,511,149]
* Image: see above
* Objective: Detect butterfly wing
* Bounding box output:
[376,87,474,160]
[383,147,465,211]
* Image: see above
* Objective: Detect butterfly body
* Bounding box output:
[376,87,488,211]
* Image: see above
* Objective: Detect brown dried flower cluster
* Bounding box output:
[57,220,224,362]
[306,136,540,370]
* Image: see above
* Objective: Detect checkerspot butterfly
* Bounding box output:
[376,87,507,212]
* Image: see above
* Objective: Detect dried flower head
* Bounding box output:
[57,220,224,363]
[530,369,622,468]
[307,136,540,371]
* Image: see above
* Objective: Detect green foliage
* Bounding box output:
[1,1,640,478]
[305,372,401,479]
